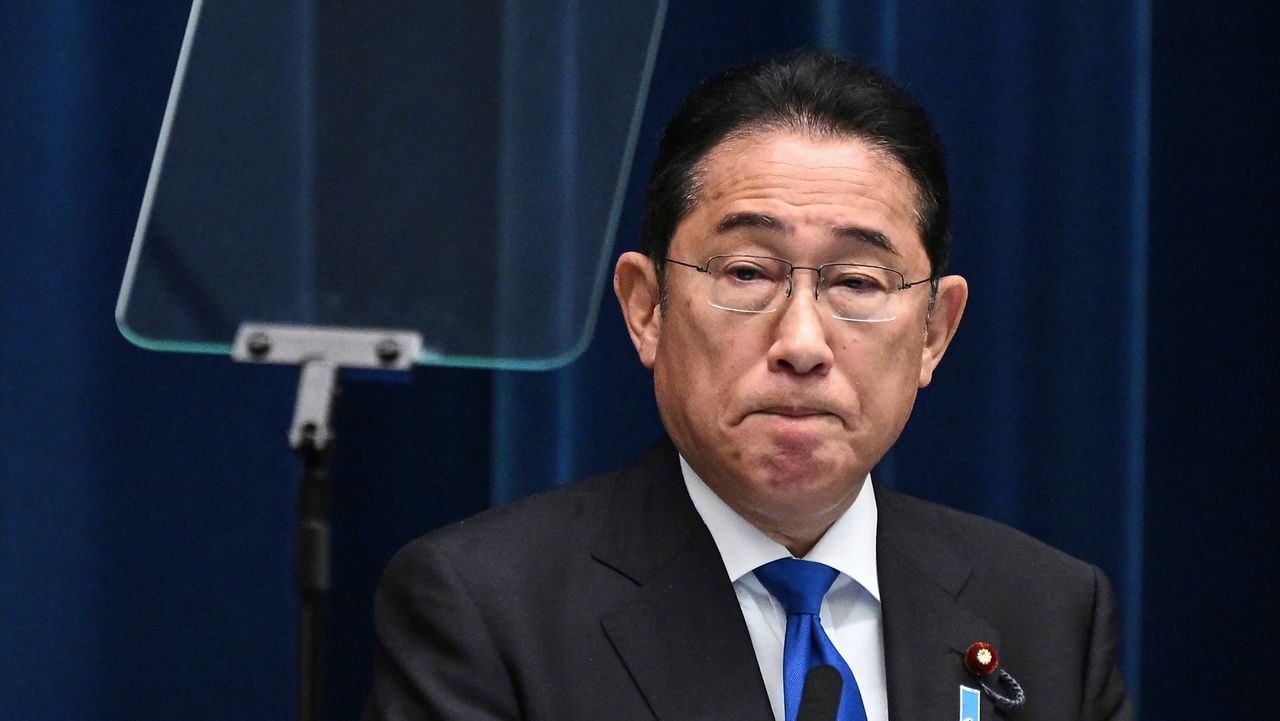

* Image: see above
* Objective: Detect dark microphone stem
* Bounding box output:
[795,664,843,721]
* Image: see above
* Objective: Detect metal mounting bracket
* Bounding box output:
[232,323,423,450]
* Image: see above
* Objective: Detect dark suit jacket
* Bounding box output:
[364,439,1133,720]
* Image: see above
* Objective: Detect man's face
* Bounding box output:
[616,130,966,544]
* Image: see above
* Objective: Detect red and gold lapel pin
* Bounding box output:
[963,642,1026,711]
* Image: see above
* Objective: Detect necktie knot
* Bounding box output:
[754,557,839,617]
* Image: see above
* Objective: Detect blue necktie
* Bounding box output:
[755,558,868,721]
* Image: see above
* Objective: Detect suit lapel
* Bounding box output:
[592,442,773,721]
[876,484,1003,719]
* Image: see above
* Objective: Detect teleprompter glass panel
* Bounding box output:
[117,0,665,369]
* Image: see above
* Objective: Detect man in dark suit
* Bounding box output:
[364,51,1133,721]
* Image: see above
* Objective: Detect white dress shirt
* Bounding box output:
[680,456,888,721]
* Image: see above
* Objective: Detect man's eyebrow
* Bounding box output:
[833,225,900,256]
[714,212,791,235]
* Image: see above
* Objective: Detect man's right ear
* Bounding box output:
[613,251,662,369]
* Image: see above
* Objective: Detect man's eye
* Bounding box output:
[829,272,887,292]
[725,264,769,282]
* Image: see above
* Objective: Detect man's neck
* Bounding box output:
[727,481,867,558]
[750,509,843,558]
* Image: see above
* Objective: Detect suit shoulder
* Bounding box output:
[395,467,622,563]
[879,486,1101,585]
[402,438,679,562]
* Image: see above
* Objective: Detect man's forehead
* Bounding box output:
[690,130,921,215]
[680,131,924,249]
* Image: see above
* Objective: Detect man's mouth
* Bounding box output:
[757,405,831,418]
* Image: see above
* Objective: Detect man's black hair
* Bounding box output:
[640,50,951,292]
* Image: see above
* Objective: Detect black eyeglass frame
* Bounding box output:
[663,254,936,294]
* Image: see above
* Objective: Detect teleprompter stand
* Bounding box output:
[232,323,423,721]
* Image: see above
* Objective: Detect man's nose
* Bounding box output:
[766,270,834,375]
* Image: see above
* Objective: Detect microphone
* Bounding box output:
[796,664,843,721]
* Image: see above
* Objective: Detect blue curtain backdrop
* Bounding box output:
[2,2,1275,719]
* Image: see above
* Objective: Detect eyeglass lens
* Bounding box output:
[704,255,905,322]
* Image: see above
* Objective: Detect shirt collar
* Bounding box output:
[679,455,880,601]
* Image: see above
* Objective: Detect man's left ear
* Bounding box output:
[918,275,968,388]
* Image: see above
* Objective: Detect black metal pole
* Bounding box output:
[295,441,331,721]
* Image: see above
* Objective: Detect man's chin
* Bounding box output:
[755,433,849,474]
[731,451,858,498]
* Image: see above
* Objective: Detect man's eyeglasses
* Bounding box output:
[664,254,936,323]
